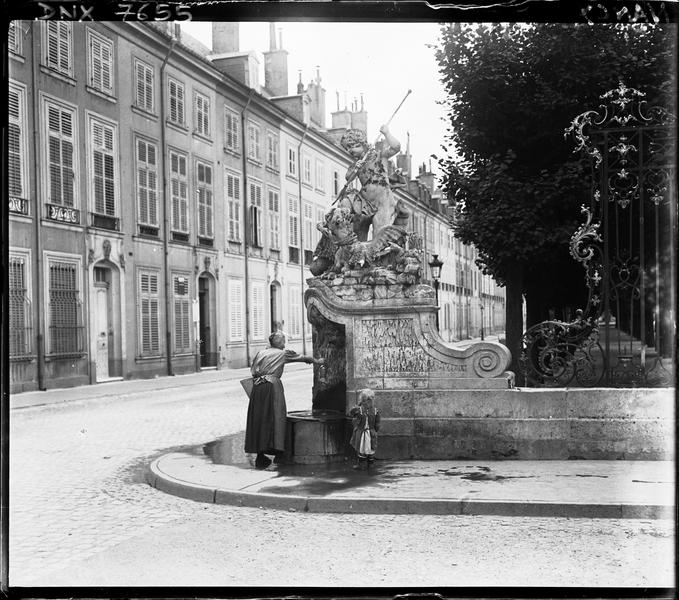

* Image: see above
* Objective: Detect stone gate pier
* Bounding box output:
[297,278,513,461]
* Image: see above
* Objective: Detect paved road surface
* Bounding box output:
[9,368,674,587]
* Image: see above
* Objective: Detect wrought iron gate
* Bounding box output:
[522,82,676,387]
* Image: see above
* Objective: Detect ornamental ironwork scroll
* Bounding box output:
[522,82,676,387]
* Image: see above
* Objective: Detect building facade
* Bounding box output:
[8,21,504,392]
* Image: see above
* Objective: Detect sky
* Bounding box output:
[181,22,448,179]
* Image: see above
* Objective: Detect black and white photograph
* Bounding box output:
[3,5,676,591]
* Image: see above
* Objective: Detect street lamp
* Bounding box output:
[466,296,471,339]
[480,300,485,341]
[428,254,444,330]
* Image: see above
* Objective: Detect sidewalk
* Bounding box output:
[148,435,674,519]
[9,363,311,410]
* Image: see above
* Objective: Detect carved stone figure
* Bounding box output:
[337,125,410,241]
[319,206,406,275]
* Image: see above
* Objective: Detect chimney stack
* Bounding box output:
[264,22,288,96]
[269,23,277,51]
[306,66,326,128]
[212,22,239,53]
[350,92,367,137]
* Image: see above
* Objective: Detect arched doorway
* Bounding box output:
[92,262,122,381]
[198,273,218,367]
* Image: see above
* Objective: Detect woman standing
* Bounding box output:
[245,331,323,469]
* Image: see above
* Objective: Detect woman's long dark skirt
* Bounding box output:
[244,381,286,454]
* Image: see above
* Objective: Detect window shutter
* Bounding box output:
[169,81,177,122]
[46,102,75,207]
[9,22,17,53]
[173,276,190,353]
[170,152,188,232]
[137,62,145,107]
[197,163,213,238]
[248,182,262,246]
[137,139,158,226]
[8,87,23,197]
[251,283,264,340]
[137,142,148,224]
[135,61,147,108]
[169,80,184,123]
[289,286,301,337]
[227,173,241,241]
[92,120,116,215]
[140,272,159,355]
[304,203,314,250]
[288,196,299,247]
[268,190,280,249]
[46,22,60,69]
[229,280,243,341]
[58,23,70,73]
[147,145,157,225]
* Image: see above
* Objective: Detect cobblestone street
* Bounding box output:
[9,367,674,588]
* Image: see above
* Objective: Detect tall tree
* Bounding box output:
[434,23,676,382]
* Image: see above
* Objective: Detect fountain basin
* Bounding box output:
[287,409,349,465]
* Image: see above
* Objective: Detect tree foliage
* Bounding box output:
[434,23,676,291]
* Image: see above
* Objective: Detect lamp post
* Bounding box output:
[480,300,485,341]
[428,254,443,330]
[466,296,471,339]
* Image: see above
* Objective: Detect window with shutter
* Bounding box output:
[251,282,265,340]
[226,171,241,242]
[45,99,76,208]
[195,92,210,137]
[139,270,160,355]
[136,138,158,227]
[9,21,23,56]
[48,258,82,356]
[288,195,299,247]
[248,121,261,161]
[170,151,188,233]
[45,22,72,76]
[266,131,279,170]
[303,155,312,184]
[88,30,114,95]
[303,202,314,251]
[229,280,243,341]
[168,78,185,125]
[268,189,280,250]
[288,286,301,337]
[173,275,191,353]
[315,208,325,248]
[9,254,32,359]
[8,84,25,198]
[197,161,214,239]
[287,146,297,177]
[224,107,239,151]
[90,118,117,216]
[134,59,154,112]
[248,181,263,247]
[315,160,325,191]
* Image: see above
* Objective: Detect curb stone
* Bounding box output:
[146,457,674,519]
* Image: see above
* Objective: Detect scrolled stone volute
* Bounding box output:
[469,344,512,379]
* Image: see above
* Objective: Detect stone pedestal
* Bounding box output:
[302,278,513,460]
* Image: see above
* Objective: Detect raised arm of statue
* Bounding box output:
[378,124,401,159]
